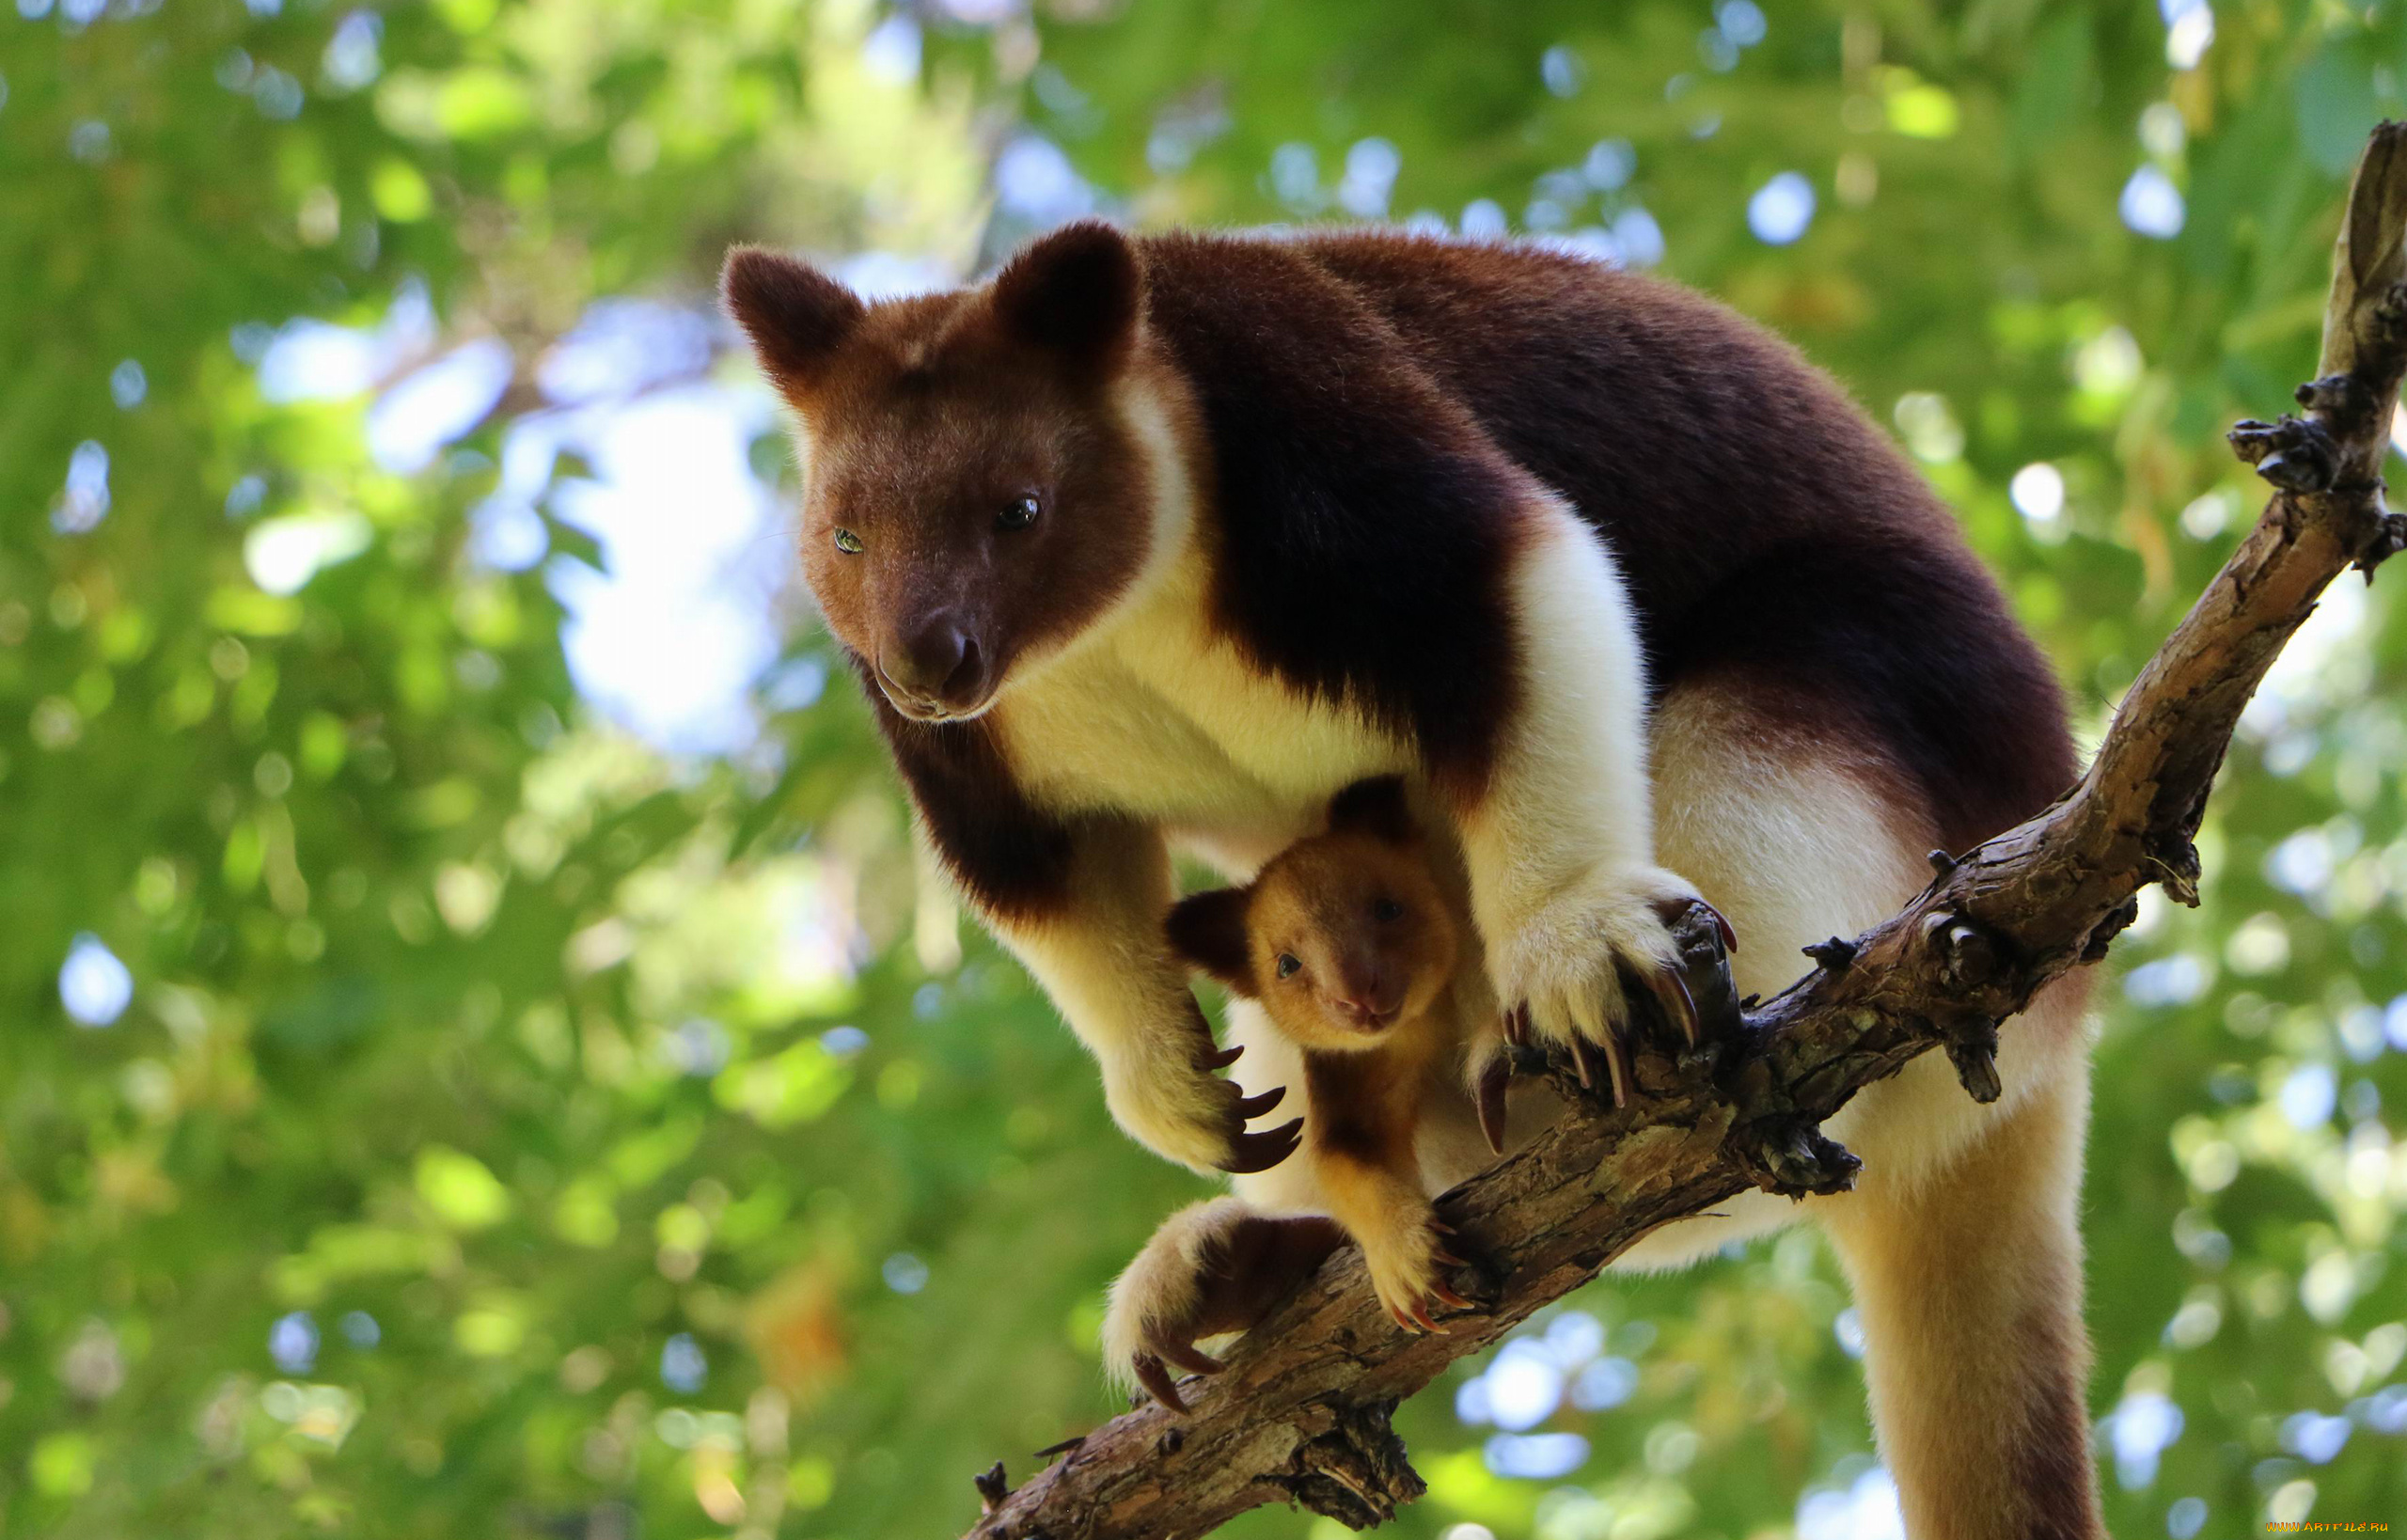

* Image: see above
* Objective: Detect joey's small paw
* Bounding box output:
[1361,1216,1476,1336]
[1493,865,1705,1106]
[1106,1044,1303,1176]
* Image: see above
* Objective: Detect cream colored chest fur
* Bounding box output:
[991,553,1409,867]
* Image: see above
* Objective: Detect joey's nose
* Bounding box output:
[1331,969,1398,1028]
[883,619,988,713]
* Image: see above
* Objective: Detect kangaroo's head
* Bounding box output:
[722,221,1172,722]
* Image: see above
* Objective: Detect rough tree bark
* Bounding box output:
[963,124,2407,1540]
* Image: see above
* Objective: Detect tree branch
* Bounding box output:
[962,122,2407,1540]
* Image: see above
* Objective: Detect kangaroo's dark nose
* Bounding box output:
[882,618,987,715]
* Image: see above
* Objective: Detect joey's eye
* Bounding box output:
[1275,953,1301,980]
[997,495,1041,531]
[832,527,864,555]
[1372,898,1404,923]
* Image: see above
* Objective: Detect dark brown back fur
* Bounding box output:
[1143,229,2073,854]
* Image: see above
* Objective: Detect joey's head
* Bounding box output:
[1166,778,1460,1054]
[721,222,1168,723]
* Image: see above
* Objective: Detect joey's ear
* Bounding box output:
[1326,776,1417,844]
[720,245,865,392]
[1165,887,1255,996]
[991,220,1142,370]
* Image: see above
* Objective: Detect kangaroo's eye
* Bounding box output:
[1275,953,1301,980]
[832,527,864,555]
[1372,898,1404,922]
[997,495,1041,531]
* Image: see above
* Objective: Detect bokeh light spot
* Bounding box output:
[1717,0,1767,46]
[270,1312,321,1375]
[660,1332,707,1393]
[1748,172,1816,244]
[52,440,110,534]
[2163,0,2214,69]
[1482,1431,1587,1480]
[59,933,133,1027]
[2121,165,2185,239]
[2010,463,2066,527]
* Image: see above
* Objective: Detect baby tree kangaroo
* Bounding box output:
[1163,778,1478,1340]
[1109,776,1729,1410]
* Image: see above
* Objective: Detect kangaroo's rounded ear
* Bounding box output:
[991,220,1142,370]
[1165,887,1255,997]
[1326,776,1417,844]
[721,245,865,393]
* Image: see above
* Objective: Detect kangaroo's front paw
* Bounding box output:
[1103,1199,1345,1413]
[1105,1035,1303,1177]
[1492,866,1736,1105]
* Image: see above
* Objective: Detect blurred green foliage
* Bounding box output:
[4,0,2407,1537]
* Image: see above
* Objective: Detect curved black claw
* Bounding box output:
[1474,1050,1511,1155]
[1132,1333,1227,1415]
[1232,1085,1286,1120]
[1642,964,1703,1047]
[1194,1043,1244,1072]
[1600,1030,1633,1106]
[1567,1032,1631,1108]
[1219,1116,1305,1173]
[1156,1338,1225,1377]
[1131,1352,1189,1414]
